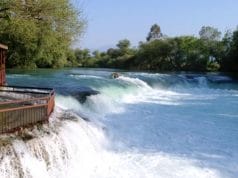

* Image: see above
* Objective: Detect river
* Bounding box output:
[0,68,238,178]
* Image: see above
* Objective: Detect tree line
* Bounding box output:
[0,0,84,68]
[74,24,238,72]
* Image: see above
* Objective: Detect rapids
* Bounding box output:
[0,68,238,178]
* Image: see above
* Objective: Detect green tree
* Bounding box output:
[146,24,163,42]
[66,49,77,67]
[92,50,101,59]
[74,48,91,66]
[199,26,221,41]
[136,39,175,70]
[198,26,223,70]
[221,29,238,71]
[0,0,85,68]
[107,48,120,59]
[117,39,130,52]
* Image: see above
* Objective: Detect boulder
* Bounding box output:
[111,72,120,79]
[70,87,99,103]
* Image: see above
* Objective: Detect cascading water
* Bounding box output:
[0,68,238,178]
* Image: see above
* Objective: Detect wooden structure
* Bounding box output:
[0,43,7,85]
[0,44,55,134]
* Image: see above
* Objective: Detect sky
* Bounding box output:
[72,0,238,50]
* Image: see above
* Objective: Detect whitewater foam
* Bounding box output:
[69,74,103,79]
[0,106,225,178]
[2,69,237,178]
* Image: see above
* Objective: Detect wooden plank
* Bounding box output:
[0,103,48,113]
[0,96,49,105]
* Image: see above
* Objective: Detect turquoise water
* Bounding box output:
[4,68,238,178]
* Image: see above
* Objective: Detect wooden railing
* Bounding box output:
[0,86,55,134]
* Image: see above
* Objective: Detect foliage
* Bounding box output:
[199,26,221,41]
[134,36,213,71]
[146,24,163,42]
[73,39,136,69]
[0,1,10,20]
[220,29,238,71]
[0,0,85,68]
[74,48,91,66]
[75,24,237,72]
[1,8,237,73]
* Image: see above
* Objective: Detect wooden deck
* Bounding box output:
[0,86,55,134]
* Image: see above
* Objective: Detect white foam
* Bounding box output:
[109,76,190,105]
[1,72,237,178]
[7,74,31,78]
[0,105,229,178]
[69,74,103,79]
[118,76,152,90]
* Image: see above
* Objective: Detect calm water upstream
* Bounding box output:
[0,68,238,178]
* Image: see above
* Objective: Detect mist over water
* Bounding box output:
[1,68,238,178]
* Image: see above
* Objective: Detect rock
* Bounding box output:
[20,132,35,141]
[81,116,90,122]
[57,86,99,103]
[111,72,120,79]
[0,139,11,147]
[69,87,99,103]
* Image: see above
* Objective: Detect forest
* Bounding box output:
[0,1,237,72]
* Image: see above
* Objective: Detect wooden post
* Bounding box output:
[0,43,8,86]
